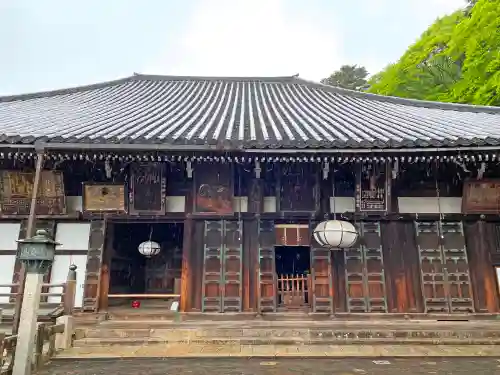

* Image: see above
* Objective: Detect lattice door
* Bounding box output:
[415,221,474,313]
[202,220,243,312]
[221,221,243,312]
[310,221,333,312]
[257,220,277,313]
[344,222,387,312]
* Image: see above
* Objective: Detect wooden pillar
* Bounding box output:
[12,150,45,335]
[245,175,263,311]
[465,221,500,313]
[180,189,194,312]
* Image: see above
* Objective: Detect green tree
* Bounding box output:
[321,65,369,91]
[368,0,500,106]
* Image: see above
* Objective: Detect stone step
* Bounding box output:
[95,318,500,329]
[72,336,500,348]
[81,326,500,340]
[57,343,500,358]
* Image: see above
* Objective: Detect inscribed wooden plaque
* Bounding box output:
[280,164,316,211]
[195,164,233,214]
[83,183,126,212]
[355,163,390,213]
[129,163,166,215]
[462,180,500,213]
[0,170,66,215]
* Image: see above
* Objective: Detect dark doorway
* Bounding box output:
[275,246,311,309]
[275,246,310,275]
[108,222,183,306]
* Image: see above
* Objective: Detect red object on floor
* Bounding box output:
[131,300,141,308]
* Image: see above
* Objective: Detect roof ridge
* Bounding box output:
[295,77,500,114]
[0,76,134,103]
[131,73,301,82]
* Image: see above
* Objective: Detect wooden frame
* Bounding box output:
[82,182,127,213]
[462,179,500,214]
[355,162,391,213]
[0,170,66,215]
[129,163,167,215]
[193,163,234,215]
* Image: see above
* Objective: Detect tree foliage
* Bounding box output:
[368,0,500,106]
[321,65,369,91]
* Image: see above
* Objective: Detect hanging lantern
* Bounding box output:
[312,220,358,249]
[138,241,161,257]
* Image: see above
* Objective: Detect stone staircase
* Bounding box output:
[58,312,500,358]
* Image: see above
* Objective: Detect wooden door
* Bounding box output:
[344,222,387,312]
[310,222,333,313]
[415,221,474,313]
[221,221,243,312]
[257,220,276,313]
[202,221,223,312]
[201,220,243,312]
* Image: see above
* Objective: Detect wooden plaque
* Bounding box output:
[129,163,166,215]
[194,164,233,214]
[280,164,316,212]
[462,180,500,214]
[83,183,126,212]
[355,163,390,213]
[0,170,66,215]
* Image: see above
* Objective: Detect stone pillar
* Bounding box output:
[12,272,44,375]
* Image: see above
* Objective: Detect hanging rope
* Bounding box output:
[435,159,444,240]
[332,163,336,220]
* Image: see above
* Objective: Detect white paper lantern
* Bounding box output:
[313,220,358,249]
[138,241,161,257]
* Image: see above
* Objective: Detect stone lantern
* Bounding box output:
[13,229,60,375]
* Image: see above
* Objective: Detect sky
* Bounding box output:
[0,0,465,95]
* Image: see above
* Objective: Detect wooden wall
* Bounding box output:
[181,218,500,315]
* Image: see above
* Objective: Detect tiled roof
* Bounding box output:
[1,74,500,149]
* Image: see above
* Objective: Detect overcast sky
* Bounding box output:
[0,0,464,95]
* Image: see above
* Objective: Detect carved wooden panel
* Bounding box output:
[280,164,316,212]
[129,163,166,215]
[201,220,243,312]
[275,225,310,246]
[462,180,500,214]
[310,221,333,313]
[355,163,390,213]
[83,183,126,213]
[414,221,474,313]
[0,170,66,215]
[195,164,233,214]
[344,222,387,312]
[257,220,276,313]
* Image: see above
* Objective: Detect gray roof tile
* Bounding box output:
[0,74,499,149]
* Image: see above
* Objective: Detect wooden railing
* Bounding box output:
[0,281,76,317]
[277,274,311,309]
[0,322,67,374]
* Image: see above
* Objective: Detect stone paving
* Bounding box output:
[37,357,500,374]
[57,343,500,358]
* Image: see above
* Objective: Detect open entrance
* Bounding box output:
[275,246,311,310]
[107,222,183,310]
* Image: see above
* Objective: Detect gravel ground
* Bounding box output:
[37,357,500,375]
